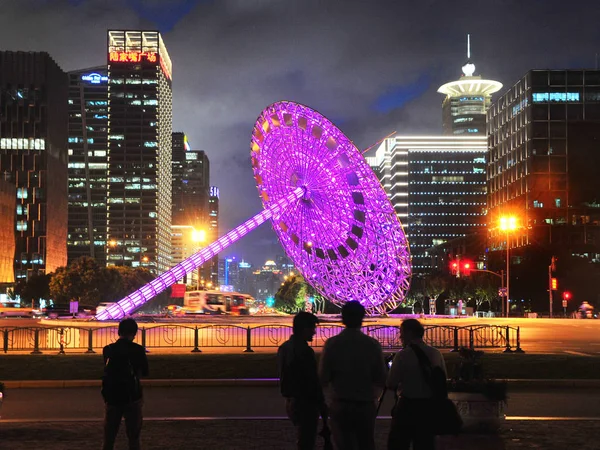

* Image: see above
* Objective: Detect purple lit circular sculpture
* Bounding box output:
[251,101,411,314]
[95,101,410,321]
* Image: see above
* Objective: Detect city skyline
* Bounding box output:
[1,0,598,265]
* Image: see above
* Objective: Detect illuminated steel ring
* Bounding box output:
[251,101,411,314]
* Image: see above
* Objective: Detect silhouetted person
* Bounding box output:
[319,301,387,450]
[278,312,328,450]
[101,318,149,450]
[387,319,447,450]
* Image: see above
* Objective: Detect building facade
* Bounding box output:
[171,132,210,226]
[202,186,220,286]
[106,30,173,274]
[0,179,16,284]
[170,224,200,287]
[0,51,68,280]
[371,136,487,274]
[67,67,109,265]
[438,37,502,136]
[487,69,600,252]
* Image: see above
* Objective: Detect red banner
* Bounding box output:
[171,284,186,298]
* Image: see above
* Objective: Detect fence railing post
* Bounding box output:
[58,328,65,355]
[3,329,8,353]
[31,328,42,355]
[191,326,202,353]
[141,328,148,353]
[514,327,524,353]
[503,326,513,353]
[86,329,96,353]
[451,327,459,352]
[244,326,254,353]
[468,327,474,350]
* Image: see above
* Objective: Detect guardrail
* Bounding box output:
[0,324,523,354]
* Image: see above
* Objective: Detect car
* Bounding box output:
[96,302,115,315]
[0,303,36,318]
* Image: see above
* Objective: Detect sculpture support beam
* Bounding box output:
[95,187,304,321]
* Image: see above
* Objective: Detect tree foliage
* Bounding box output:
[15,273,51,307]
[47,257,167,309]
[274,274,338,314]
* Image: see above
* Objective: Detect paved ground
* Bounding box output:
[3,386,600,421]
[1,419,598,449]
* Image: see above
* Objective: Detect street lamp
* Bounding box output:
[499,216,518,317]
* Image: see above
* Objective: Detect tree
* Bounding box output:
[470,274,498,311]
[15,273,51,308]
[49,257,111,307]
[274,275,306,313]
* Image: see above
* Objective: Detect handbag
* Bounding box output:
[409,344,462,436]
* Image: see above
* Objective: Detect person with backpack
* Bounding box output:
[101,318,149,450]
[386,319,447,450]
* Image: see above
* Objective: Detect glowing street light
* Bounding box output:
[499,215,518,317]
[499,216,517,232]
[191,229,207,243]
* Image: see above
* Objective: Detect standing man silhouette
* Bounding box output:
[101,318,149,450]
[319,301,387,450]
[278,312,328,450]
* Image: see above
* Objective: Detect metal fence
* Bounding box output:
[0,324,523,354]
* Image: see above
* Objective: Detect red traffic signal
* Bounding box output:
[461,261,472,276]
[563,291,571,300]
[450,261,459,275]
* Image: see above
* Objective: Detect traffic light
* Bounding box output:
[551,278,558,290]
[450,261,459,276]
[461,261,472,277]
[563,291,571,300]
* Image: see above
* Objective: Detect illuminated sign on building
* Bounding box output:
[532,92,580,103]
[108,51,158,63]
[210,186,220,198]
[81,73,108,84]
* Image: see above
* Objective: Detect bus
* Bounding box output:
[183,290,253,315]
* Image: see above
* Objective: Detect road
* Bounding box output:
[2,386,600,422]
[3,315,600,354]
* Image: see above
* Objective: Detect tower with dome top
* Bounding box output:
[438,35,502,136]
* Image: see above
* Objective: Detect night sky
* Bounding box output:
[1,0,598,267]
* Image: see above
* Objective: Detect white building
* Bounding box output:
[369,136,487,274]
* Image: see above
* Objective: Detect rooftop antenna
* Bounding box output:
[462,34,476,77]
[467,33,471,60]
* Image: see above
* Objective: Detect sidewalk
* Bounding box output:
[1,419,597,449]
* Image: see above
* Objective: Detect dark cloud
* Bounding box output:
[1,0,598,266]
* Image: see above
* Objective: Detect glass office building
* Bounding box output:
[171,132,210,227]
[488,69,600,252]
[371,136,487,274]
[67,67,109,265]
[0,51,68,280]
[106,30,173,274]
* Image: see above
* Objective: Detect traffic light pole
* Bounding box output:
[548,263,553,318]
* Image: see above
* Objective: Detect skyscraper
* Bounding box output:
[370,136,487,274]
[487,69,600,251]
[171,131,210,226]
[0,51,68,280]
[106,30,173,274]
[438,36,502,136]
[203,186,220,286]
[67,67,109,265]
